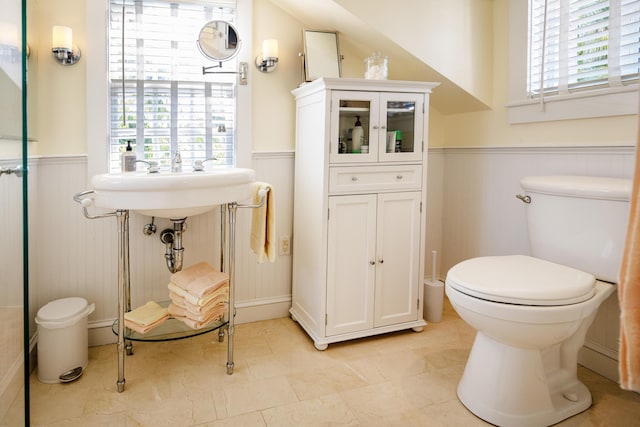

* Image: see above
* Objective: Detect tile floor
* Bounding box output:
[7,298,640,426]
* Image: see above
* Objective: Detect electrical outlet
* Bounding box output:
[278,235,291,256]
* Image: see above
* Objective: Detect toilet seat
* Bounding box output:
[446,255,596,306]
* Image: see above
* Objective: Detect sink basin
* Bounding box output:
[91,168,256,218]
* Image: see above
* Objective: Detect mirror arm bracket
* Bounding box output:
[202,62,248,85]
[202,62,224,71]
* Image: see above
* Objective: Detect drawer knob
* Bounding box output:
[369,261,376,266]
[396,175,404,180]
[351,176,358,181]
[378,259,384,264]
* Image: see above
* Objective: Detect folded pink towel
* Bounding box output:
[169,291,186,308]
[168,302,226,322]
[171,262,228,299]
[172,304,226,329]
[179,286,227,313]
[168,302,187,318]
[168,281,228,306]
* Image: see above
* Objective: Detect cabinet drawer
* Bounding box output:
[329,165,422,194]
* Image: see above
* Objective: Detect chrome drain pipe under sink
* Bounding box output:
[160,218,186,273]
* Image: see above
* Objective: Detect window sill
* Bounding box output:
[506,84,639,124]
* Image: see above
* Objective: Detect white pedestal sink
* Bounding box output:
[91,168,256,218]
[77,167,260,391]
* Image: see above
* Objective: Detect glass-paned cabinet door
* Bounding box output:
[378,92,424,162]
[330,91,379,163]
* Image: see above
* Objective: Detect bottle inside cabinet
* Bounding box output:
[386,100,416,153]
[338,99,370,154]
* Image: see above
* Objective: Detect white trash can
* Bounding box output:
[35,297,95,383]
[423,279,444,323]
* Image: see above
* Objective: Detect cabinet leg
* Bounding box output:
[314,342,328,351]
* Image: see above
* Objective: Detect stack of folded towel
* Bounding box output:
[167,262,229,329]
[124,301,169,334]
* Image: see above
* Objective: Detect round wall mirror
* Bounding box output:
[197,20,241,62]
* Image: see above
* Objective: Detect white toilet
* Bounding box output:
[445,175,631,427]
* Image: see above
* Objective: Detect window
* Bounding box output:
[529,0,640,96]
[108,0,238,173]
[507,0,640,123]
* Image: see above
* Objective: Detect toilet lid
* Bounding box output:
[446,255,596,305]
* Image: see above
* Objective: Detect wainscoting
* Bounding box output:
[26,152,294,347]
[18,145,635,384]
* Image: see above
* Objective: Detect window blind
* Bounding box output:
[108,0,237,173]
[528,0,640,97]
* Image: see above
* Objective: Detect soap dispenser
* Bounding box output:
[172,150,182,172]
[121,140,136,172]
[352,116,364,153]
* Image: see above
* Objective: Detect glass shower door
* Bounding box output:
[0,0,28,425]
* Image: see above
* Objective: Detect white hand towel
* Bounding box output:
[124,301,168,326]
[250,182,276,263]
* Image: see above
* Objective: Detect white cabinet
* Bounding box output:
[326,192,422,336]
[291,78,437,350]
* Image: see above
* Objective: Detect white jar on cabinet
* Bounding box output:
[291,78,438,350]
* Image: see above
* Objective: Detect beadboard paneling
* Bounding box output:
[21,147,631,382]
[441,146,635,274]
[425,149,445,280]
[30,153,295,344]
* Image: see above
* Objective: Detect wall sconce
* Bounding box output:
[52,25,81,65]
[255,39,278,73]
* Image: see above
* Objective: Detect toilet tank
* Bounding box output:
[521,175,632,283]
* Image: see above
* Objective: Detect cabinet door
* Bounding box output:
[374,192,422,327]
[378,93,424,163]
[330,91,379,164]
[326,195,377,336]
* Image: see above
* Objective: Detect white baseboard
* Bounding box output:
[88,321,118,347]
[234,296,292,324]
[578,345,619,383]
[87,297,293,347]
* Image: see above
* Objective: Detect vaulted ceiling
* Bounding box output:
[267,0,495,114]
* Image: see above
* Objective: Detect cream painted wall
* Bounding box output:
[443,0,638,148]
[29,0,634,154]
[252,0,367,152]
[30,0,86,155]
[28,0,371,156]
[337,0,494,108]
[252,0,301,152]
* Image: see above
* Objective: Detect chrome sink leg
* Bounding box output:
[226,202,237,375]
[124,212,133,357]
[116,209,129,392]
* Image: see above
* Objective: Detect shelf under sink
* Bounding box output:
[112,301,228,342]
